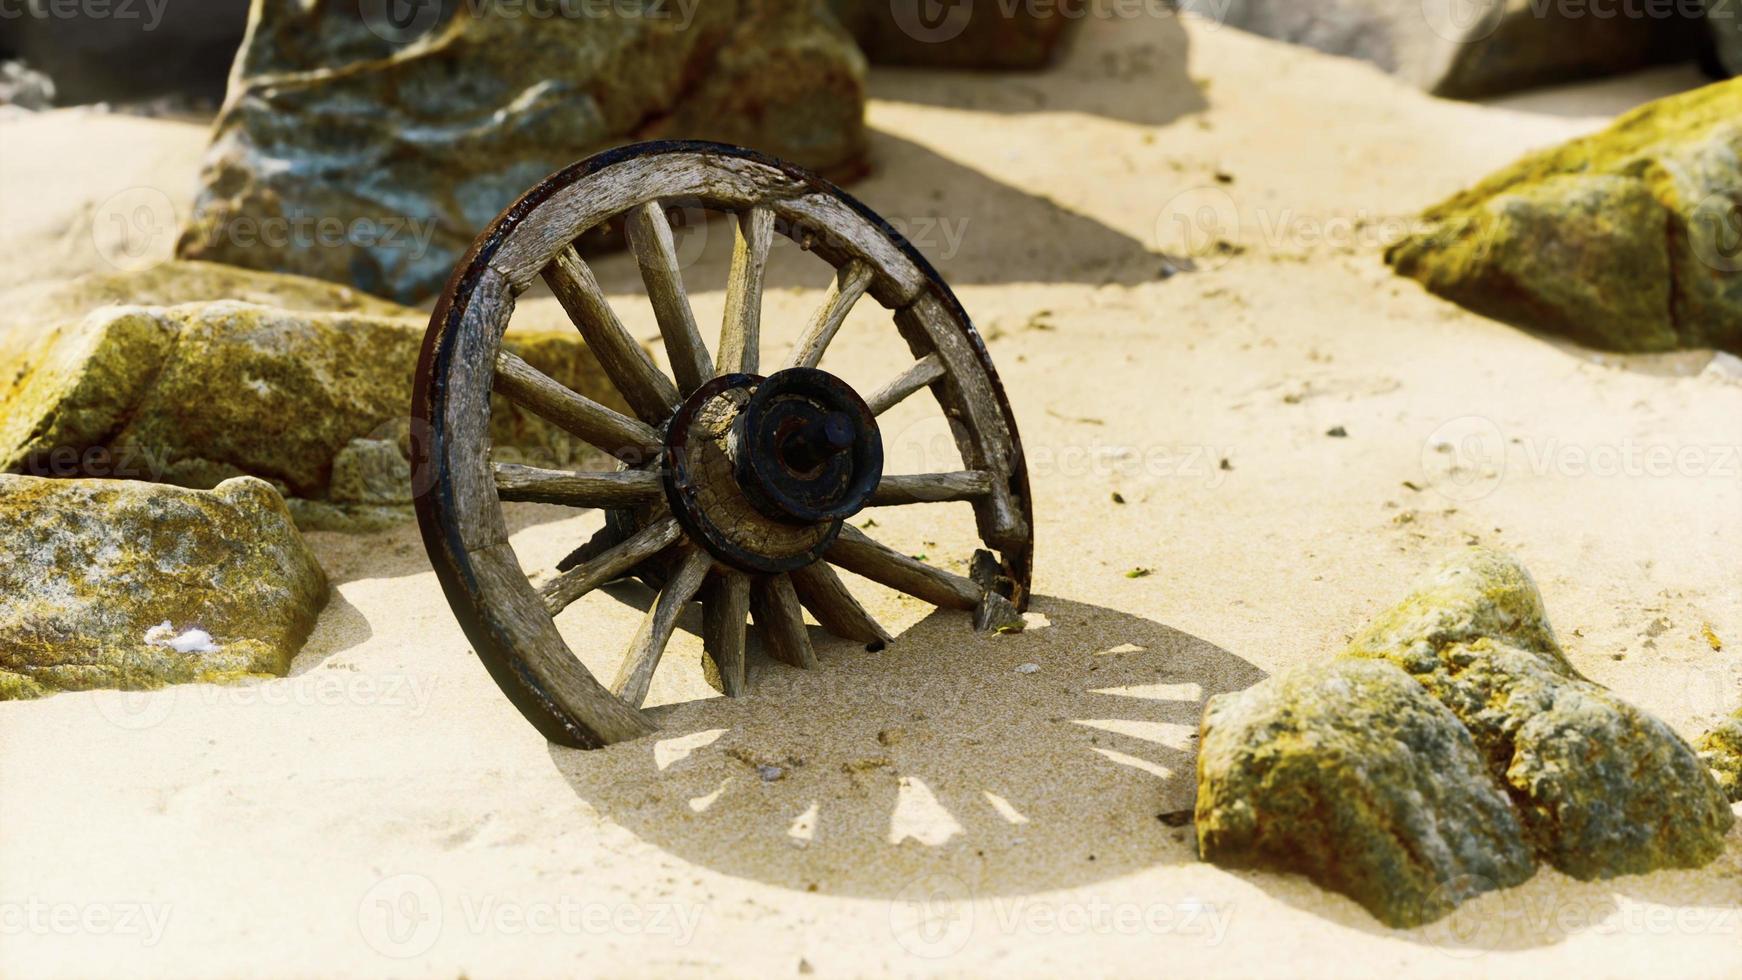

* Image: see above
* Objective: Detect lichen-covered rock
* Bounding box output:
[1343,547,1574,675]
[1196,658,1536,928]
[1204,0,1701,98]
[825,0,1075,69]
[1198,547,1735,926]
[1387,81,1742,354]
[1697,711,1742,802]
[1344,549,1734,878]
[0,265,626,529]
[1354,638,1734,878]
[175,0,868,302]
[0,476,327,698]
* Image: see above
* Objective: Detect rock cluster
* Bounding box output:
[826,0,1076,69]
[1697,711,1742,802]
[1195,549,1735,927]
[1388,81,1742,354]
[0,476,327,699]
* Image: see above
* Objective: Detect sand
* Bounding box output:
[2,14,1739,979]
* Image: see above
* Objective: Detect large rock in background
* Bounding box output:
[0,476,327,699]
[1387,81,1742,354]
[1199,0,1703,97]
[1706,8,1742,77]
[0,0,247,105]
[1196,548,1735,926]
[0,262,625,531]
[175,0,868,302]
[826,0,1076,68]
[1196,658,1536,928]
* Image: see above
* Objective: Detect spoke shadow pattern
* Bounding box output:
[547,597,1265,898]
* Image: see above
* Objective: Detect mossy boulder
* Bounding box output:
[1697,711,1742,801]
[175,0,868,302]
[825,0,1075,69]
[1196,658,1536,928]
[1197,548,1734,926]
[1387,81,1742,354]
[0,264,626,530]
[0,475,327,698]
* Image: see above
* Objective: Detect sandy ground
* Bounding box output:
[3,14,1740,979]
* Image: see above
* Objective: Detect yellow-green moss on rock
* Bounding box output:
[1387,80,1742,354]
[1696,711,1742,802]
[1197,548,1734,927]
[1196,658,1536,928]
[0,475,328,698]
[0,264,627,531]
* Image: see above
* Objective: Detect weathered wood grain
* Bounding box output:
[864,354,945,417]
[868,471,993,507]
[790,561,892,647]
[828,524,980,612]
[893,294,1027,550]
[750,574,818,670]
[625,201,713,394]
[494,464,663,508]
[718,207,775,375]
[540,518,682,616]
[787,259,873,369]
[544,245,680,423]
[702,571,751,697]
[473,539,658,744]
[611,546,714,708]
[493,350,663,465]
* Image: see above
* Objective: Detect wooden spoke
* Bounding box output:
[789,562,893,648]
[787,259,874,370]
[701,571,752,697]
[717,207,776,375]
[827,525,980,612]
[751,574,818,670]
[544,245,680,423]
[494,350,663,465]
[625,202,713,394]
[494,464,663,508]
[612,547,714,708]
[540,518,683,616]
[868,471,993,507]
[865,353,946,417]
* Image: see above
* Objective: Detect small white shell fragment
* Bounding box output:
[1015,663,1040,674]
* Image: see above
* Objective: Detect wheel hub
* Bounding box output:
[663,368,883,574]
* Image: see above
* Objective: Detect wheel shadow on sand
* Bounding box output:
[547,595,1264,899]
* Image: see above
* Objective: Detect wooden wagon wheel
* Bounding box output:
[412,141,1033,749]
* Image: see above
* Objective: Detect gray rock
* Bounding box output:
[1196,658,1537,928]
[1201,0,1702,98]
[329,438,413,505]
[176,0,869,302]
[1712,10,1742,77]
[825,0,1076,68]
[0,476,327,699]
